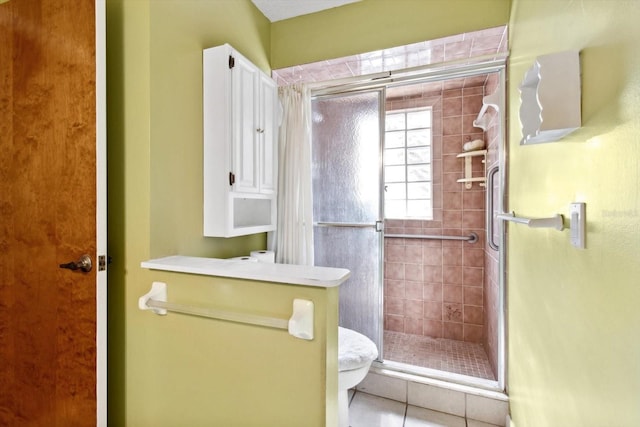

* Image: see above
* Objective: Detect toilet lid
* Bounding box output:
[338,327,378,371]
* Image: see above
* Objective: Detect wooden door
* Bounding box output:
[0,0,102,425]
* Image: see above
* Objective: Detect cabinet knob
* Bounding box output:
[256,128,264,134]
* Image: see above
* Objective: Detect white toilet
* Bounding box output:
[338,326,378,427]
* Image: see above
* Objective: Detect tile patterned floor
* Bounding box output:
[349,391,501,427]
[383,331,496,380]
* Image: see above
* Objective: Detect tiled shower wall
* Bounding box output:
[384,82,489,344]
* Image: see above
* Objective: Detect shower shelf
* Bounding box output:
[472,91,500,131]
[457,149,487,189]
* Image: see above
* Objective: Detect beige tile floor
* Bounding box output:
[349,391,501,427]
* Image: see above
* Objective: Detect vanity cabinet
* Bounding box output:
[203,44,278,237]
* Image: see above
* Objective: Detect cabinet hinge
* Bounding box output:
[228,55,235,69]
[229,172,235,186]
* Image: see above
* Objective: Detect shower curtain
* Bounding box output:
[270,84,314,265]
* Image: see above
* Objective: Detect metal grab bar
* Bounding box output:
[496,212,564,231]
[486,166,500,251]
[138,282,315,340]
[384,232,478,243]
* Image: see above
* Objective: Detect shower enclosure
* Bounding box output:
[271,23,511,391]
[311,90,385,355]
[310,65,506,387]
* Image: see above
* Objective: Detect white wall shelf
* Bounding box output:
[519,50,581,144]
[472,91,500,131]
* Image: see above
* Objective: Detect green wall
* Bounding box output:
[105,0,531,425]
[507,1,640,426]
[106,0,151,424]
[106,1,338,425]
[271,0,511,68]
[149,0,269,258]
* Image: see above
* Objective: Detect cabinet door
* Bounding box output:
[232,54,259,193]
[259,73,278,194]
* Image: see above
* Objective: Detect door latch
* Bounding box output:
[59,254,92,273]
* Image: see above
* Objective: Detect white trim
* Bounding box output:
[95,0,107,425]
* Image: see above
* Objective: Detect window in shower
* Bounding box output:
[384,107,433,220]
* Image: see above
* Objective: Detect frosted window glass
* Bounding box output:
[407,164,431,182]
[385,165,405,182]
[384,148,405,165]
[386,113,405,130]
[383,107,433,220]
[407,110,431,128]
[385,131,405,148]
[407,129,431,147]
[407,147,430,164]
[408,182,431,199]
[385,183,406,200]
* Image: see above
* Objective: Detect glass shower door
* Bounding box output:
[311,90,384,357]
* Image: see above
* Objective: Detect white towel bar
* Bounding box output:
[139,282,314,340]
[496,211,564,231]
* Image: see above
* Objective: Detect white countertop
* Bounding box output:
[141,255,350,288]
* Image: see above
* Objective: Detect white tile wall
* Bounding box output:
[466,394,509,426]
[357,372,408,402]
[408,382,466,417]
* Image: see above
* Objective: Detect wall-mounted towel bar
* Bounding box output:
[496,211,564,231]
[384,232,478,243]
[139,282,315,340]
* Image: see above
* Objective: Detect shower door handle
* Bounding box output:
[486,166,500,251]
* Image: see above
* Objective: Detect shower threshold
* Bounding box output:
[380,331,498,391]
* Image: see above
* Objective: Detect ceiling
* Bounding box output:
[251,0,361,22]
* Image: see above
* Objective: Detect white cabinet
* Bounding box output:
[203,44,278,237]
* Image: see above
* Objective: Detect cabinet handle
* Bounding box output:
[256,128,264,134]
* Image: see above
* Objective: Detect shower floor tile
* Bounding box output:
[383,331,496,380]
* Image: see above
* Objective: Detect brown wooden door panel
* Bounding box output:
[0,0,97,425]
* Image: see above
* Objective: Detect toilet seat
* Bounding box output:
[338,327,378,371]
